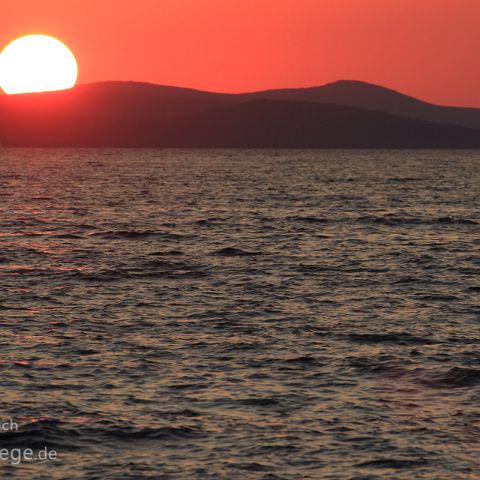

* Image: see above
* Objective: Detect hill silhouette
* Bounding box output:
[1,80,480,147]
[244,81,480,130]
[0,81,228,119]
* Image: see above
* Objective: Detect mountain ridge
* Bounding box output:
[1,80,480,147]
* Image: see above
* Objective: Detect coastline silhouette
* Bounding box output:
[1,80,480,148]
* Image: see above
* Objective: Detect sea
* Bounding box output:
[0,149,479,479]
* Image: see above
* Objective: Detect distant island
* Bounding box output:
[1,80,480,148]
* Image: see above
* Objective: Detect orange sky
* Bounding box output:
[2,0,480,106]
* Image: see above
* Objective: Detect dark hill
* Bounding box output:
[0,81,229,120]
[3,80,480,129]
[244,80,480,130]
[2,98,480,148]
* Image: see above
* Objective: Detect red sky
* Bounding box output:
[2,0,480,106]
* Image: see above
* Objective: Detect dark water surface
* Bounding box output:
[0,149,479,479]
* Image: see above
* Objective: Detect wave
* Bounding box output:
[354,363,480,389]
[346,333,438,345]
[0,304,31,311]
[89,230,190,240]
[241,398,280,407]
[288,216,330,224]
[386,177,426,183]
[281,214,478,227]
[196,217,222,225]
[76,259,210,282]
[0,420,200,450]
[213,247,263,257]
[418,367,480,388]
[415,294,461,302]
[0,420,81,450]
[283,356,318,365]
[103,426,199,441]
[149,250,184,256]
[51,233,85,239]
[436,216,478,225]
[357,215,478,226]
[358,458,429,469]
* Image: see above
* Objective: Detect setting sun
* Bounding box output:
[0,34,77,95]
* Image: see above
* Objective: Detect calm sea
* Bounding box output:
[0,149,479,479]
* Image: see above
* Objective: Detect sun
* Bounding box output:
[0,34,78,95]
